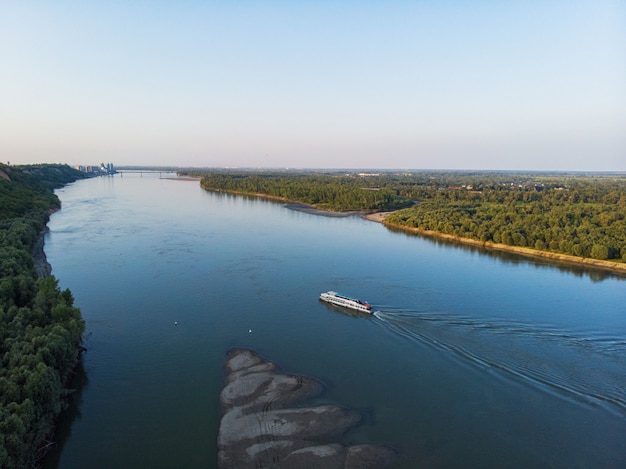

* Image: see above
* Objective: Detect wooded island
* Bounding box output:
[0,164,86,468]
[195,170,626,266]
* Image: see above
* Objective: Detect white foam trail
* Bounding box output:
[371,307,626,417]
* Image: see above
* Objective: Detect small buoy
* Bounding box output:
[174,321,178,326]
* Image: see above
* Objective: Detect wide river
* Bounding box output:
[42,173,625,468]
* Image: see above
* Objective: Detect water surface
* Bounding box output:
[43,173,626,468]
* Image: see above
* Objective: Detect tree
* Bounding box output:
[0,164,86,467]
[590,244,609,260]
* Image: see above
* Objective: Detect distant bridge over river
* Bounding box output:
[116,169,179,177]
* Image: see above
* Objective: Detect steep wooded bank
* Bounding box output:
[0,164,87,468]
[194,170,626,263]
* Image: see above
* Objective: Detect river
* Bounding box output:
[42,172,626,468]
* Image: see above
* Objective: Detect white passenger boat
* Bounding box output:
[319,291,373,314]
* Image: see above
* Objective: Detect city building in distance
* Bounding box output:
[75,162,116,175]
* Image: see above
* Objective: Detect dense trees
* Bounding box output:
[196,170,626,263]
[385,175,626,262]
[0,163,86,468]
[199,172,413,211]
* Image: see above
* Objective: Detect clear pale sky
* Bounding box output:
[1,1,624,170]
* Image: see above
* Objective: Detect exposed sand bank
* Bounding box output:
[32,227,52,278]
[285,203,368,218]
[163,176,203,181]
[218,349,397,468]
[362,211,393,223]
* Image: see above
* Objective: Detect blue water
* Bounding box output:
[43,173,626,468]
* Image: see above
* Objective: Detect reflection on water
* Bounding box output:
[320,301,376,319]
[384,225,626,282]
[41,361,88,468]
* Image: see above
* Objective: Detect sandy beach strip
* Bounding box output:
[380,221,626,275]
[285,203,368,218]
[362,212,393,223]
[163,176,203,181]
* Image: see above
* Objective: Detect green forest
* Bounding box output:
[0,164,86,468]
[199,172,413,211]
[196,170,626,263]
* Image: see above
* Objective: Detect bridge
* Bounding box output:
[116,169,179,177]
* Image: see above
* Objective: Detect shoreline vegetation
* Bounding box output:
[192,170,626,276]
[368,213,626,275]
[0,163,87,468]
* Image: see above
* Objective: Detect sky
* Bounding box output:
[1,1,625,171]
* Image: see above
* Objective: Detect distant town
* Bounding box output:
[75,162,116,175]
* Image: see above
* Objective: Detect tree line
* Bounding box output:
[385,174,626,262]
[0,163,86,468]
[194,170,626,263]
[198,171,413,211]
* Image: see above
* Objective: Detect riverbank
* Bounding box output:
[0,164,88,469]
[202,187,626,275]
[32,227,52,277]
[164,176,203,181]
[365,212,626,276]
[362,211,394,223]
[202,187,371,217]
[285,203,368,217]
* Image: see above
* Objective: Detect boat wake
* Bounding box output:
[372,308,626,418]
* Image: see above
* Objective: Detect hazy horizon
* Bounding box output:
[113,165,626,174]
[1,1,624,171]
